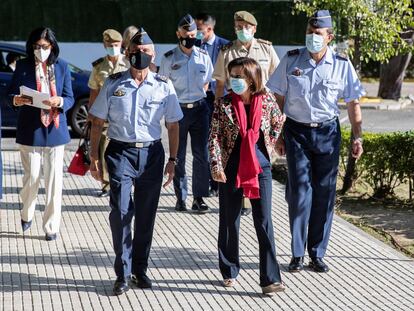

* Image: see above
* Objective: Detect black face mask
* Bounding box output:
[179,36,196,49]
[129,50,152,70]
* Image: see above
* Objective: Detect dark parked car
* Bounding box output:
[0,42,90,136]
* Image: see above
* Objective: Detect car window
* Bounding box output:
[68,63,83,74]
[0,50,25,73]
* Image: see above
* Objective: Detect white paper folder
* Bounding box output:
[19,86,51,110]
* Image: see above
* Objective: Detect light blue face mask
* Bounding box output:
[236,29,254,43]
[106,46,121,57]
[230,78,248,95]
[305,33,325,53]
[196,31,204,40]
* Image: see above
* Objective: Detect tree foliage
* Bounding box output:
[293,0,414,65]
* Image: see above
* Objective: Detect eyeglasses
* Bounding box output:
[33,44,51,50]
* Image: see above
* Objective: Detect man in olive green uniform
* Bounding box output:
[213,11,280,99]
[88,29,130,196]
[213,11,280,215]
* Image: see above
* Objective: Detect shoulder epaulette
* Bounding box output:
[155,74,168,83]
[92,57,104,67]
[109,72,122,80]
[336,53,348,61]
[220,42,233,51]
[164,49,174,57]
[257,38,272,45]
[287,49,300,57]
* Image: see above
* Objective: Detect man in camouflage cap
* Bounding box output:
[88,28,130,197]
[212,10,280,216]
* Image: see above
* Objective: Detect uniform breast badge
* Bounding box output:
[113,88,126,96]
[292,67,303,76]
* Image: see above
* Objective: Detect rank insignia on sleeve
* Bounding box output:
[113,88,126,96]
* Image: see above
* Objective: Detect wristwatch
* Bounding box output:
[354,137,363,144]
[168,157,178,164]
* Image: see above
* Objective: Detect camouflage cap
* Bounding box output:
[102,29,122,43]
[234,11,257,26]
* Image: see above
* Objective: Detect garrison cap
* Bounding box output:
[130,27,153,45]
[102,29,122,43]
[308,10,332,28]
[234,11,257,26]
[178,14,197,31]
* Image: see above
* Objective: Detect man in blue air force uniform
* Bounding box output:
[159,14,213,213]
[266,10,364,273]
[88,28,183,295]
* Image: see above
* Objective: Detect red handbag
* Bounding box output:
[68,122,91,176]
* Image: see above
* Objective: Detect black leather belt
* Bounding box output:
[180,100,203,109]
[287,117,337,128]
[110,139,161,148]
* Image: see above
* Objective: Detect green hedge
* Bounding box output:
[340,129,414,199]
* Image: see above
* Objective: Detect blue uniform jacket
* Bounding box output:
[8,58,75,147]
[206,35,230,66]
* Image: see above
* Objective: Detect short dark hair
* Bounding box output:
[26,27,60,65]
[195,12,216,28]
[227,57,265,95]
[6,52,20,65]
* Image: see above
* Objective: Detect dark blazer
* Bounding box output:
[205,35,230,66]
[8,57,74,147]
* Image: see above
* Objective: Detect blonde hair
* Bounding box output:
[122,25,138,49]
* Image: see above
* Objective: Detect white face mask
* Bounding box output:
[34,48,51,62]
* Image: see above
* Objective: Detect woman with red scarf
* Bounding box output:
[209,57,285,295]
[9,27,74,241]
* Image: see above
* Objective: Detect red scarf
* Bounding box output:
[36,62,60,128]
[231,92,263,199]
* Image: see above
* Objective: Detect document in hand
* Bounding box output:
[19,86,51,110]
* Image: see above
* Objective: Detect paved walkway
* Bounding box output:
[1,148,414,311]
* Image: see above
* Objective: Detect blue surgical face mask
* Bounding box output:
[106,46,121,57]
[196,30,204,40]
[305,33,325,53]
[230,78,248,95]
[236,28,254,43]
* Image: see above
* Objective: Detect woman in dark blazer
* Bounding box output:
[209,57,285,295]
[8,27,74,241]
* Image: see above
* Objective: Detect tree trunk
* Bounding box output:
[378,31,414,99]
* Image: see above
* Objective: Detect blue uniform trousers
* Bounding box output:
[105,140,164,279]
[284,118,341,258]
[174,101,210,201]
[218,142,282,286]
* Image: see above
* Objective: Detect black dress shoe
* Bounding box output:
[45,233,57,241]
[175,200,187,212]
[309,257,329,273]
[288,257,304,272]
[21,220,32,232]
[113,277,129,295]
[131,274,152,289]
[241,207,251,216]
[192,197,209,214]
[98,189,110,197]
[209,189,218,197]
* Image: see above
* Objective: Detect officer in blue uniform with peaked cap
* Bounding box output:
[89,27,183,295]
[159,14,213,214]
[266,10,365,273]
